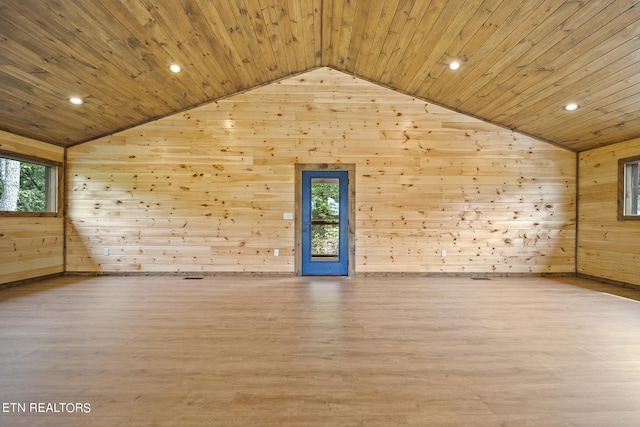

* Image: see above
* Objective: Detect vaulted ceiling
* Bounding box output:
[1,0,640,152]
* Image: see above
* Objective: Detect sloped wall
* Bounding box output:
[66,68,576,274]
[578,138,640,286]
[0,131,64,285]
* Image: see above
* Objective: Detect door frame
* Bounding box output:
[295,163,356,276]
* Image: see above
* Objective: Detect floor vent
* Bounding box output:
[471,277,491,280]
[184,277,204,280]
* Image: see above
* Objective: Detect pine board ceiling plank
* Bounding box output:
[265,0,304,74]
[159,1,242,95]
[0,7,163,144]
[558,121,640,153]
[287,0,315,70]
[520,88,640,151]
[429,1,578,103]
[147,0,238,98]
[342,0,374,74]
[326,0,346,68]
[320,0,333,66]
[346,0,387,74]
[547,98,640,148]
[0,64,129,132]
[393,0,485,92]
[232,0,285,83]
[258,0,296,73]
[537,123,636,154]
[0,2,166,118]
[312,0,323,68]
[380,0,450,86]
[249,0,287,76]
[283,0,313,73]
[335,0,360,71]
[121,0,223,102]
[0,92,81,141]
[458,2,605,102]
[416,0,539,106]
[499,21,640,145]
[517,15,640,119]
[74,0,208,108]
[349,0,402,81]
[285,0,312,71]
[259,0,295,75]
[0,38,95,109]
[369,0,417,83]
[403,0,498,95]
[63,0,218,121]
[580,110,640,142]
[514,58,640,134]
[472,0,640,120]
[430,0,559,111]
[0,67,46,101]
[553,131,613,152]
[195,0,262,90]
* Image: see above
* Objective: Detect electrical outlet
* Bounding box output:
[441,249,446,257]
[274,249,279,256]
[283,212,293,220]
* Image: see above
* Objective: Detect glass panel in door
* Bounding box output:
[301,170,349,275]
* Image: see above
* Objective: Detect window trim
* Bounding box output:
[0,149,63,218]
[617,154,640,221]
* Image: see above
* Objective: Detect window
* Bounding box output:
[0,155,60,215]
[618,155,640,221]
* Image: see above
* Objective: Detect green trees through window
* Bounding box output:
[0,157,57,213]
[311,179,340,258]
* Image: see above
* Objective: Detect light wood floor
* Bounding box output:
[1,275,640,426]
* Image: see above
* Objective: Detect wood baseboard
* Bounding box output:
[0,272,64,290]
[577,273,640,292]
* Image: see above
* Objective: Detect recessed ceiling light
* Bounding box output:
[170,64,182,73]
[449,61,461,71]
[69,97,84,105]
[564,103,579,111]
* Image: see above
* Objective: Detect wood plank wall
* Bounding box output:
[66,67,576,274]
[578,138,640,286]
[0,130,65,285]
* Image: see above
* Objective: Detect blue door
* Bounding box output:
[301,170,349,275]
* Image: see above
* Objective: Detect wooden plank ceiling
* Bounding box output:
[1,0,640,152]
